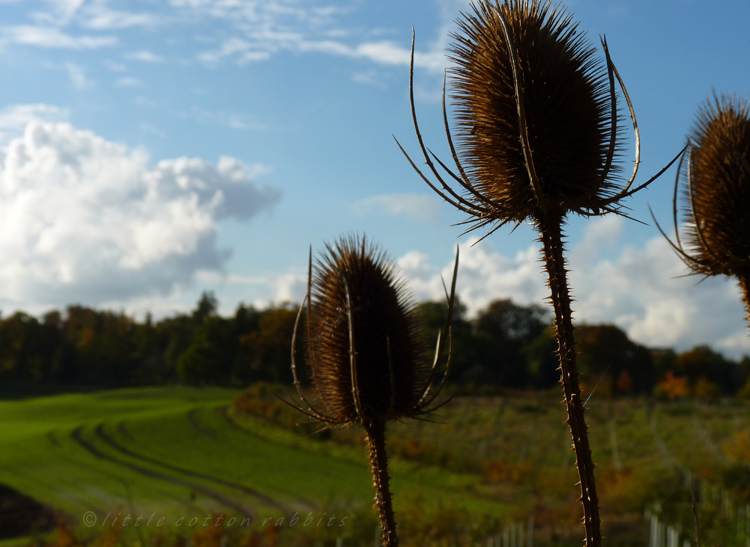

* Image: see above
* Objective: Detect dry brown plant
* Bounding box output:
[654,93,750,327]
[286,234,459,546]
[394,2,681,545]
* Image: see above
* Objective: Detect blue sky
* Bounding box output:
[0,0,749,358]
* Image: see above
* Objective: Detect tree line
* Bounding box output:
[0,291,748,397]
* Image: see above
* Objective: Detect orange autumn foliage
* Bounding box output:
[654,370,690,400]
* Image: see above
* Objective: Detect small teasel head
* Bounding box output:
[288,234,458,427]
[679,94,750,279]
[287,235,458,547]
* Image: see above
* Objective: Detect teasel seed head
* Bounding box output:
[286,235,458,547]
[652,93,750,330]
[395,0,683,239]
[682,94,750,279]
[288,234,458,428]
[309,235,427,424]
[451,0,617,219]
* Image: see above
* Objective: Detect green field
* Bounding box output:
[0,386,515,545]
[1,386,750,546]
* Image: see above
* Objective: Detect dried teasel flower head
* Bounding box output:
[396,0,681,238]
[286,235,458,547]
[653,93,750,327]
[288,234,458,427]
[659,94,750,279]
[452,0,617,219]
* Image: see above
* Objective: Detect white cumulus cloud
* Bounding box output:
[0,104,69,144]
[400,239,547,315]
[394,216,750,358]
[0,121,280,308]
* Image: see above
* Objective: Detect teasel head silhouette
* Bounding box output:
[287,234,459,547]
[393,2,681,546]
[653,93,750,327]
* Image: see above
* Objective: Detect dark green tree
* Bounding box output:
[416,298,478,385]
[576,325,654,396]
[473,299,550,387]
[522,327,559,389]
[240,305,298,384]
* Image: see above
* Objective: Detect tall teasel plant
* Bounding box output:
[394,1,680,545]
[286,234,459,547]
[653,93,750,328]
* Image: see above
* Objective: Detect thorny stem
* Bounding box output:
[691,488,702,547]
[537,214,601,547]
[364,417,398,547]
[741,275,750,332]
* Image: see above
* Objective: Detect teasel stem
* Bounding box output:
[537,212,601,547]
[740,275,750,331]
[364,417,398,547]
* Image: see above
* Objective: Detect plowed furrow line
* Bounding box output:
[71,426,255,520]
[94,423,291,516]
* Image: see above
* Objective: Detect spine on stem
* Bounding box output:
[538,214,601,547]
[364,418,398,547]
[741,275,750,332]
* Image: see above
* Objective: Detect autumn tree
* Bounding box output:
[576,325,654,396]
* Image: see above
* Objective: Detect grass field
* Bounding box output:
[1,385,749,546]
[0,386,515,545]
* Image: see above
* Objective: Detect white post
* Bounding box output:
[527,517,534,547]
[667,526,678,547]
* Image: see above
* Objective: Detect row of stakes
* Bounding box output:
[647,409,750,547]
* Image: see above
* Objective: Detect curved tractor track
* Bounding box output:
[95,421,292,517]
[71,425,259,521]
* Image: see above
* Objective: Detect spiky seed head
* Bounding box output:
[307,235,429,425]
[684,94,750,279]
[450,0,619,220]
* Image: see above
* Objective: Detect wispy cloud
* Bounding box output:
[2,25,116,49]
[352,69,390,88]
[103,59,127,72]
[353,193,442,223]
[28,0,86,25]
[199,34,446,71]
[79,5,162,30]
[196,38,271,66]
[115,76,142,87]
[65,62,92,89]
[27,1,163,29]
[170,106,266,131]
[303,38,446,70]
[6,1,450,73]
[125,50,164,63]
[176,1,447,71]
[356,41,445,70]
